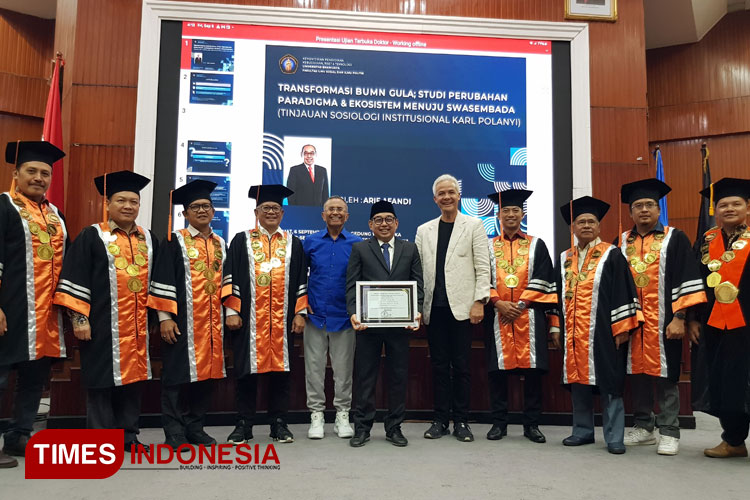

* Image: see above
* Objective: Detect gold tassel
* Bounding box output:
[709,183,714,216]
[569,200,575,251]
[102,173,108,224]
[167,189,174,241]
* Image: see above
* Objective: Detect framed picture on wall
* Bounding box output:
[565,0,617,22]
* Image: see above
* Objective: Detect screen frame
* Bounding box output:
[136,1,593,252]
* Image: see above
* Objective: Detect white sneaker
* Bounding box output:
[308,411,325,439]
[333,411,354,438]
[657,435,679,455]
[624,426,657,446]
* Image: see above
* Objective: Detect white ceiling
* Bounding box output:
[1,0,749,48]
[644,0,750,49]
[0,0,56,19]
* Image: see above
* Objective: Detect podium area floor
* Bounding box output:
[3,412,748,500]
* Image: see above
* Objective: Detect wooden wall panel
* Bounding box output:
[647,10,750,240]
[69,86,138,145]
[0,8,55,77]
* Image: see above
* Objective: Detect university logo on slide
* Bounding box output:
[25,429,124,479]
[279,54,298,74]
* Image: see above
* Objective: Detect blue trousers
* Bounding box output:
[571,383,625,446]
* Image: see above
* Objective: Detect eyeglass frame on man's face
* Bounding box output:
[187,203,214,213]
[371,215,396,225]
[258,204,283,214]
[631,201,659,211]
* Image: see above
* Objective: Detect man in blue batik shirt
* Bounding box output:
[302,196,362,440]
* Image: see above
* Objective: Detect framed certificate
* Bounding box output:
[356,281,418,328]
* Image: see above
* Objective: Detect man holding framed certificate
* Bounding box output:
[346,200,424,447]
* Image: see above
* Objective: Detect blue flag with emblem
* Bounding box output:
[654,147,668,226]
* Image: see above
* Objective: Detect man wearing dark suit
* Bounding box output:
[286,144,329,206]
[346,200,423,447]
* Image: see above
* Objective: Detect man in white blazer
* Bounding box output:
[415,174,491,442]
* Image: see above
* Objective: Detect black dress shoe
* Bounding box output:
[424,421,449,439]
[385,426,408,447]
[486,424,507,441]
[562,435,595,446]
[523,426,546,443]
[0,450,18,468]
[607,443,626,455]
[1,434,28,457]
[124,439,150,453]
[187,430,217,446]
[453,423,474,442]
[164,434,190,452]
[226,419,253,444]
[349,432,370,447]
[270,418,294,443]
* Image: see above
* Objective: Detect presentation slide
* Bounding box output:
[175,22,553,248]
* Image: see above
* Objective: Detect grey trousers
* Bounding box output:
[571,383,625,446]
[629,374,680,438]
[304,322,355,413]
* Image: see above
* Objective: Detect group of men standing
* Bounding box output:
[2,140,750,469]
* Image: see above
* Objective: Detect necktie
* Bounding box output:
[307,165,315,183]
[381,242,390,272]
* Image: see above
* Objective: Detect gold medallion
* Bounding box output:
[715,282,739,304]
[634,262,648,274]
[12,197,25,207]
[630,257,640,266]
[706,272,722,288]
[136,233,146,241]
[565,290,574,300]
[19,208,31,219]
[732,240,747,250]
[204,268,216,280]
[494,240,503,248]
[127,277,143,293]
[701,253,710,265]
[651,241,662,251]
[38,231,51,244]
[507,266,516,275]
[276,248,287,258]
[707,259,722,272]
[37,244,53,260]
[194,260,206,272]
[184,236,195,247]
[213,238,221,248]
[626,246,636,256]
[498,260,509,269]
[517,248,529,256]
[494,250,504,258]
[253,252,265,263]
[654,233,665,240]
[28,222,41,235]
[701,244,709,252]
[578,272,588,282]
[587,262,596,271]
[257,273,271,286]
[519,239,529,246]
[592,250,602,258]
[705,233,716,241]
[565,270,574,280]
[212,260,221,271]
[250,230,260,238]
[278,238,288,246]
[114,256,128,270]
[504,274,520,288]
[204,281,218,295]
[644,253,657,264]
[126,264,140,277]
[627,235,636,244]
[138,243,148,253]
[511,257,523,267]
[743,231,750,239]
[46,224,57,236]
[47,213,60,223]
[134,254,146,267]
[721,251,736,263]
[634,274,650,288]
[214,250,223,260]
[564,259,572,269]
[251,240,262,250]
[187,247,199,259]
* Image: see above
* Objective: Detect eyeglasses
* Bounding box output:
[372,216,396,225]
[259,205,282,214]
[188,203,213,213]
[325,207,347,213]
[303,151,316,156]
[632,202,658,210]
